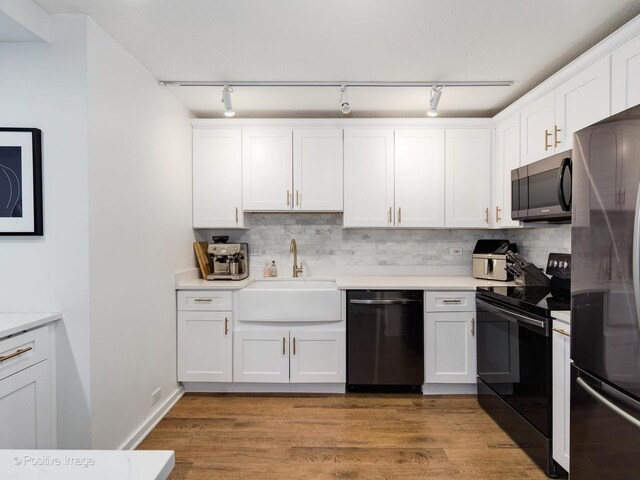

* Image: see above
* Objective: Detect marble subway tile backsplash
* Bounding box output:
[508,225,571,269]
[195,214,571,276]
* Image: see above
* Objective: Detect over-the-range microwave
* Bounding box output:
[511,150,572,223]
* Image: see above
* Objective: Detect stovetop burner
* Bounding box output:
[476,285,570,316]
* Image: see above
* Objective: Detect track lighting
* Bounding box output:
[340,85,351,115]
[427,85,443,117]
[221,84,235,117]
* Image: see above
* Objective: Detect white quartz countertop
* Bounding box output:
[0,313,62,339]
[0,450,174,480]
[552,311,571,323]
[176,276,515,291]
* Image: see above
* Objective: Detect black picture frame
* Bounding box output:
[0,128,43,236]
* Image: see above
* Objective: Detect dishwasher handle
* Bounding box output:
[349,299,422,305]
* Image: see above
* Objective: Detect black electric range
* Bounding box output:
[475,253,571,479]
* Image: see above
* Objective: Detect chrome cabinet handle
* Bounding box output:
[224,317,229,336]
[194,298,213,302]
[545,129,552,151]
[282,337,286,355]
[235,207,239,224]
[397,207,402,224]
[293,337,296,356]
[286,190,290,206]
[496,206,501,223]
[388,207,392,224]
[442,299,462,304]
[484,208,489,224]
[554,125,562,147]
[471,317,475,336]
[296,190,300,206]
[0,347,32,363]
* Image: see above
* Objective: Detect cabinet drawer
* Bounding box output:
[178,290,232,311]
[425,291,476,312]
[0,326,50,382]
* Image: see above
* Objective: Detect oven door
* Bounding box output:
[476,297,552,436]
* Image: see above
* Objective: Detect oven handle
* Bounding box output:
[476,298,546,329]
[557,157,572,212]
[350,299,422,305]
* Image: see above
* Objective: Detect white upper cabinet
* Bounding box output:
[242,128,293,211]
[520,57,611,164]
[395,129,445,228]
[520,91,556,165]
[555,56,611,151]
[445,129,491,228]
[343,128,394,227]
[612,33,640,114]
[193,128,243,228]
[293,129,343,211]
[492,115,521,228]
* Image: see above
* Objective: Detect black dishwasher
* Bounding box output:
[347,290,424,392]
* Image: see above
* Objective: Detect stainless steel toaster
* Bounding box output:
[472,240,517,281]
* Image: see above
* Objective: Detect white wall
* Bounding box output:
[86,19,194,449]
[0,15,92,448]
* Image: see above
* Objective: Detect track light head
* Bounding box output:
[221,84,235,117]
[340,85,351,115]
[427,85,443,117]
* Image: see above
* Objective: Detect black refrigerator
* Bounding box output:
[571,104,640,479]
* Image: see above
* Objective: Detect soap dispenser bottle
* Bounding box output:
[270,261,278,277]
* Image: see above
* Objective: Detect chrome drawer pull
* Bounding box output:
[0,346,32,363]
[193,298,213,302]
[442,299,462,304]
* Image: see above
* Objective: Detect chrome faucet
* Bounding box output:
[290,239,303,278]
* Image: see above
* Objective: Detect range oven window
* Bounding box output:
[476,298,551,436]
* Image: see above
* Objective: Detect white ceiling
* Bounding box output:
[34,0,640,118]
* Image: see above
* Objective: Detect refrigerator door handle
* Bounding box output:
[634,183,640,332]
[577,377,640,431]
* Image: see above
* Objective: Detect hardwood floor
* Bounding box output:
[138,393,548,479]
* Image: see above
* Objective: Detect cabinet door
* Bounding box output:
[234,330,290,383]
[0,360,53,448]
[395,129,445,227]
[242,128,293,211]
[293,129,343,211]
[445,129,491,228]
[552,329,571,472]
[555,56,611,151]
[177,311,232,382]
[425,312,476,384]
[493,115,521,228]
[343,128,394,227]
[612,33,640,114]
[289,330,345,383]
[193,129,243,228]
[520,90,556,165]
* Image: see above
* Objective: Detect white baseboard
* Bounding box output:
[182,382,345,394]
[119,386,184,450]
[422,383,477,395]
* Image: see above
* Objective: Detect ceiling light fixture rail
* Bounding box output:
[159,80,513,88]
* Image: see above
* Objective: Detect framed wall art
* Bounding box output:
[0,128,43,235]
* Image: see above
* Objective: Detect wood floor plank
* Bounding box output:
[138,393,549,479]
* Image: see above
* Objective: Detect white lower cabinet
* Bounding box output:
[177,311,232,382]
[177,290,233,382]
[424,291,476,384]
[234,329,345,384]
[552,319,571,473]
[0,324,56,449]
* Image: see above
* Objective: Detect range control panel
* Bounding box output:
[546,253,571,279]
